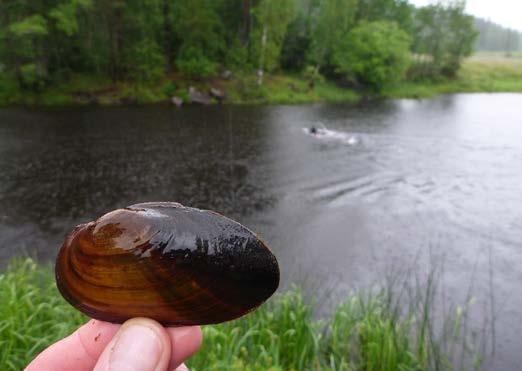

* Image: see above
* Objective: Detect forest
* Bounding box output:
[0,0,481,104]
[474,17,522,53]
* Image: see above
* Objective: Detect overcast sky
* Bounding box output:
[408,0,522,31]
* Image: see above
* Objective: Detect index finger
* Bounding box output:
[25,319,120,371]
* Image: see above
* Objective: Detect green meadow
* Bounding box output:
[384,54,522,99]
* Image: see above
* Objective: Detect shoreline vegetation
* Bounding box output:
[1,0,519,108]
[1,259,485,370]
[0,55,521,108]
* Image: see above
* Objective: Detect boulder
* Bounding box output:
[189,86,211,105]
[171,96,183,107]
[221,70,232,80]
[209,87,226,101]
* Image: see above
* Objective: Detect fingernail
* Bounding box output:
[171,326,197,340]
[109,324,163,371]
[175,363,189,371]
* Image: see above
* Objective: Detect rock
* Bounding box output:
[189,86,211,105]
[171,96,183,107]
[209,87,226,101]
[288,83,299,92]
[120,96,137,105]
[256,69,264,85]
[221,70,232,80]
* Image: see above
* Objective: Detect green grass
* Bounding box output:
[0,258,484,370]
[221,74,360,105]
[0,259,85,370]
[384,55,522,98]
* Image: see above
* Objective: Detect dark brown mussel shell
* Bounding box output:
[55,202,279,326]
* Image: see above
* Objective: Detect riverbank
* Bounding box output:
[384,55,522,98]
[0,259,482,370]
[1,55,521,107]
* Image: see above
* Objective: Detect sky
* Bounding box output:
[408,0,522,31]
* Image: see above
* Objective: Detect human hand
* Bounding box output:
[25,317,202,371]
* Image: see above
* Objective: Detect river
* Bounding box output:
[1,93,521,369]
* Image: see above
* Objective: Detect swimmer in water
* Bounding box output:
[310,126,318,134]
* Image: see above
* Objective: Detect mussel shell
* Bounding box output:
[55,202,279,326]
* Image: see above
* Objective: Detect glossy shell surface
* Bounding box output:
[55,202,279,326]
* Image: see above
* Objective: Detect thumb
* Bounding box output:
[94,318,171,371]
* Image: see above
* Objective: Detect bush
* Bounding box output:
[333,21,411,91]
[19,63,47,91]
[224,39,251,71]
[127,39,166,83]
[162,82,177,97]
[176,47,217,79]
[303,65,325,89]
[233,74,268,102]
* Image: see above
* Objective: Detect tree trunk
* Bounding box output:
[257,25,267,85]
[242,0,251,45]
[108,7,124,82]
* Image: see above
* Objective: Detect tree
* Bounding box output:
[121,0,165,80]
[6,14,49,89]
[333,21,411,90]
[173,0,225,78]
[411,2,477,78]
[474,18,522,52]
[214,0,254,70]
[127,39,165,82]
[443,2,477,75]
[308,0,358,73]
[0,0,482,94]
[280,11,311,71]
[357,0,413,32]
[252,0,297,83]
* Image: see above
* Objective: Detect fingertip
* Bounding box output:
[78,319,121,359]
[167,326,203,370]
[94,317,172,371]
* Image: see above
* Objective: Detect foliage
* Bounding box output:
[309,0,358,72]
[356,0,414,32]
[252,0,297,74]
[173,0,224,73]
[0,258,483,371]
[333,21,411,90]
[18,63,47,90]
[0,0,485,98]
[411,2,478,78]
[176,47,217,79]
[279,14,311,71]
[127,39,165,82]
[48,0,92,36]
[304,65,325,87]
[7,15,48,37]
[224,38,251,71]
[3,14,49,90]
[2,55,521,106]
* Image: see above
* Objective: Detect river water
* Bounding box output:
[1,94,521,369]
